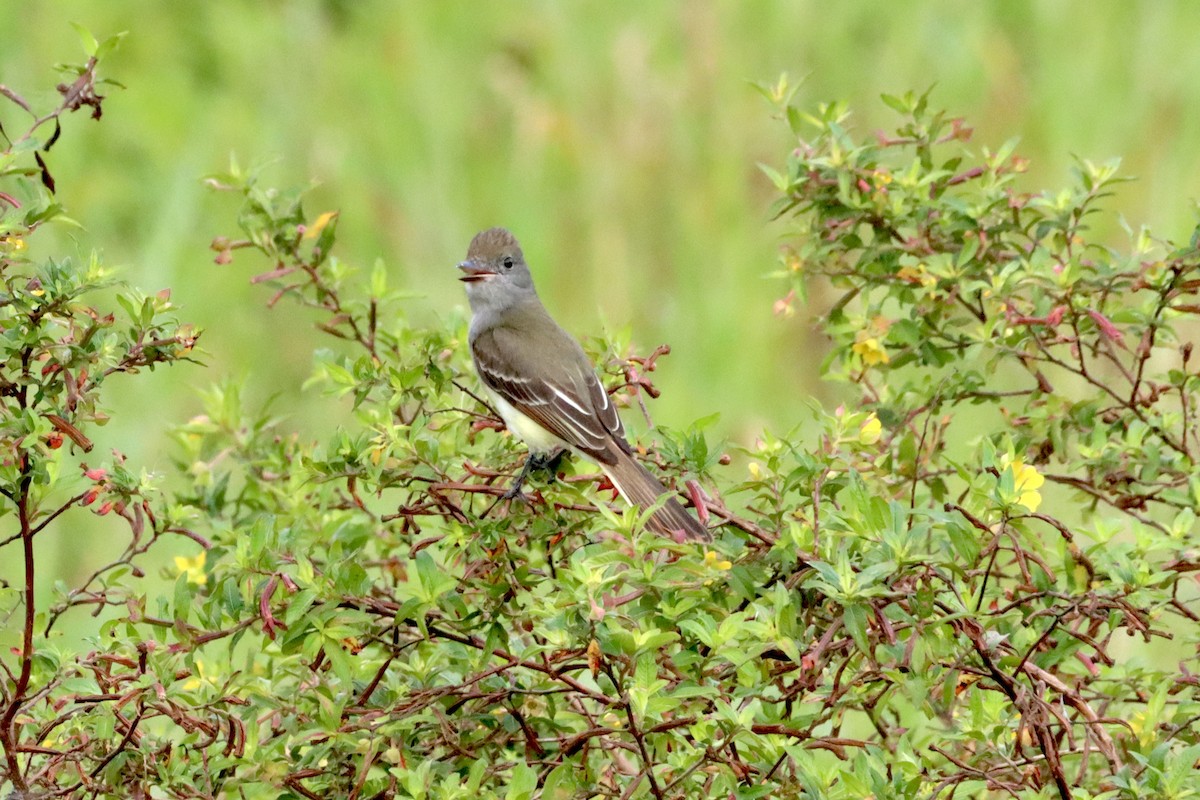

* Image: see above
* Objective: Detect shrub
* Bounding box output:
[0,33,201,799]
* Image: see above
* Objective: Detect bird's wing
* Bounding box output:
[471,324,626,463]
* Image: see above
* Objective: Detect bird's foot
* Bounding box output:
[501,484,533,504]
[531,448,568,479]
[503,448,568,502]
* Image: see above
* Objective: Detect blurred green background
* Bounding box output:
[4,2,1200,598]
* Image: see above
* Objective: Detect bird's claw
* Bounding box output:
[501,485,533,504]
[504,448,568,502]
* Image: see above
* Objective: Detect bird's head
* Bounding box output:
[458,227,537,311]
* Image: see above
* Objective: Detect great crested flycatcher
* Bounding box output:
[458,227,711,542]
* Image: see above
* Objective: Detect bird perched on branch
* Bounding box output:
[458,227,710,542]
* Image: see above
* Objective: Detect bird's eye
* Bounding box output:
[502,257,514,270]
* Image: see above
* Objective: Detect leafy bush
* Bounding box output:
[2,41,1198,800]
[0,34,201,799]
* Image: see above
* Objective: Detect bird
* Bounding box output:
[457,227,711,542]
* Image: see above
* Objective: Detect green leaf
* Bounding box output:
[95,31,128,61]
[172,573,192,628]
[758,162,788,192]
[540,764,577,799]
[370,257,388,297]
[413,550,457,603]
[323,641,355,685]
[842,604,870,654]
[504,763,537,800]
[71,22,99,57]
[880,92,910,113]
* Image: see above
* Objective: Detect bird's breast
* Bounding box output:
[486,387,568,454]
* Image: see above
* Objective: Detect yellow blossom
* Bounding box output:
[1009,460,1044,512]
[782,247,803,273]
[602,711,625,729]
[183,659,214,691]
[896,264,936,287]
[303,210,339,239]
[703,550,733,571]
[748,461,761,478]
[174,551,207,585]
[852,336,890,366]
[859,413,882,445]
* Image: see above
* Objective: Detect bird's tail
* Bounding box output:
[601,449,711,541]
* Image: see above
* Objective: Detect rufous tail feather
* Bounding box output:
[601,450,711,541]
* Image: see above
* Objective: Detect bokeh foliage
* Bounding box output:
[3,32,1199,799]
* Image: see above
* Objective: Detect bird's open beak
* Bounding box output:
[457,260,495,282]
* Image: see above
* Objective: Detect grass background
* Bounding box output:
[3,1,1200,618]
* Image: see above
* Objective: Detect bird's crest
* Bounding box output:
[467,227,522,260]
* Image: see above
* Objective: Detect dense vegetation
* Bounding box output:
[2,33,1198,800]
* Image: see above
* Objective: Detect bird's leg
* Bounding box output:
[536,448,569,478]
[503,447,568,502]
[502,458,538,503]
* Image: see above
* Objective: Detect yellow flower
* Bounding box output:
[174,551,208,585]
[896,264,936,287]
[303,210,339,239]
[851,336,890,366]
[183,659,214,691]
[748,461,761,478]
[1010,460,1044,512]
[859,413,882,445]
[703,550,733,571]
